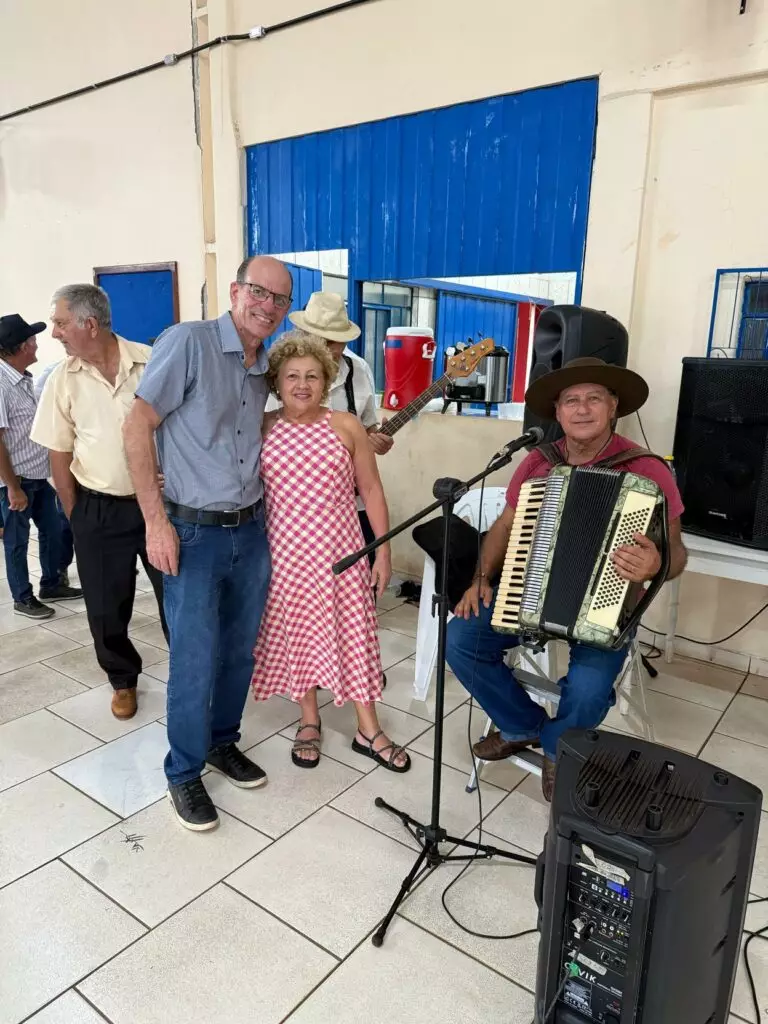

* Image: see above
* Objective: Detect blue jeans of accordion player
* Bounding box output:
[445,588,631,762]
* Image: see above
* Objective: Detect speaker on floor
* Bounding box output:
[534,728,761,1024]
[672,357,768,549]
[523,305,629,444]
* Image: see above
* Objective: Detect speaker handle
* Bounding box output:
[615,493,671,650]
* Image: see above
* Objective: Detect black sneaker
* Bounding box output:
[206,743,267,789]
[13,596,55,620]
[38,583,83,602]
[167,778,219,831]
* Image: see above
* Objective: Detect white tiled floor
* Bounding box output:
[2,573,768,1023]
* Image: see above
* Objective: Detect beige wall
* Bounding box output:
[629,79,768,450]
[378,413,523,577]
[0,0,204,371]
[3,0,768,665]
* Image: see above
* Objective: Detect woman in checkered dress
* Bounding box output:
[250,332,411,773]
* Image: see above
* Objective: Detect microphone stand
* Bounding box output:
[333,435,538,948]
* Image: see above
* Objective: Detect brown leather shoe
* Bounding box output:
[542,756,556,802]
[112,688,138,720]
[472,730,540,761]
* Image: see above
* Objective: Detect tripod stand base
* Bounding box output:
[371,796,537,946]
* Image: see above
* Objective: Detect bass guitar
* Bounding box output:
[375,337,495,437]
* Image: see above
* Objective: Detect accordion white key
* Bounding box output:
[491,465,669,650]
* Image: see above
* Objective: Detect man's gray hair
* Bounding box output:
[52,284,112,330]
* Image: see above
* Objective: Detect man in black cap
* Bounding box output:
[0,315,82,618]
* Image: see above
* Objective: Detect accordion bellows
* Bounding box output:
[491,466,667,650]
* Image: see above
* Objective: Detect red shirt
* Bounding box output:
[505,434,685,520]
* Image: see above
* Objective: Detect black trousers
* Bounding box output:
[71,489,168,690]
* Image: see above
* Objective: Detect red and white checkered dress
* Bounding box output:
[251,412,383,706]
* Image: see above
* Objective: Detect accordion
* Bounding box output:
[491,465,669,650]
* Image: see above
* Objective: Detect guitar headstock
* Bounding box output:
[445,338,495,379]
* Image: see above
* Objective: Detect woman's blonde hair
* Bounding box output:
[266,329,338,403]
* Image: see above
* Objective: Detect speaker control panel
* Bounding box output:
[558,844,638,1022]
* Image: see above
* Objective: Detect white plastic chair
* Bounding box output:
[413,486,508,701]
[465,636,655,791]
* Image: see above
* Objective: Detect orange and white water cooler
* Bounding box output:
[382,327,436,411]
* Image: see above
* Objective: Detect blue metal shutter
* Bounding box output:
[245,78,598,328]
[266,262,322,347]
[436,292,517,398]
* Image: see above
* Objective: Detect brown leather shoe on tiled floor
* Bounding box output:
[111,688,138,720]
[472,730,540,761]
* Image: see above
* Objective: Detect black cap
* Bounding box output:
[0,314,46,355]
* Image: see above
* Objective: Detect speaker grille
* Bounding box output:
[673,359,768,548]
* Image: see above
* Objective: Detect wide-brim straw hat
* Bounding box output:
[525,356,649,420]
[288,291,361,343]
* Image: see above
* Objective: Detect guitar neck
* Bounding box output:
[379,374,450,437]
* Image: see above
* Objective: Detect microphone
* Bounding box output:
[493,425,544,459]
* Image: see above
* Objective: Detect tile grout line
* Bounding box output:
[0,778,126,895]
[44,704,126,745]
[220,879,343,962]
[60,859,152,931]
[279,877,534,1023]
[73,989,116,1023]
[60,867,293,1011]
[17,987,115,1024]
[398,914,540,997]
[695,668,751,758]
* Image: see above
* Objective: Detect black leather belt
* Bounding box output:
[164,499,262,528]
[79,486,137,502]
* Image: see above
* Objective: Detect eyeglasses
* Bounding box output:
[240,282,292,310]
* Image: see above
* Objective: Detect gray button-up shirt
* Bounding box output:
[135,312,268,510]
[0,361,50,481]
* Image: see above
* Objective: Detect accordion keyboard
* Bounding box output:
[520,473,566,620]
[491,478,549,634]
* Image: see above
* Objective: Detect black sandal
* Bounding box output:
[352,729,411,773]
[291,721,322,769]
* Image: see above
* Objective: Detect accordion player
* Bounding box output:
[491,464,670,651]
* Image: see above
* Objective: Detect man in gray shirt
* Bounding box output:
[123,256,292,831]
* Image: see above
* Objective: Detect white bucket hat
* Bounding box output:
[289,291,361,343]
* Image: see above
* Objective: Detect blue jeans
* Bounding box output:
[0,478,63,602]
[163,510,271,786]
[445,589,630,761]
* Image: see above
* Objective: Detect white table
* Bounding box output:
[664,532,768,662]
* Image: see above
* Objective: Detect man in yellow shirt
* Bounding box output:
[31,284,167,720]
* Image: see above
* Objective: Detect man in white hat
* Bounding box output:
[269,290,394,548]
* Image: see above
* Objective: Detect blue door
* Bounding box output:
[95,267,177,345]
[266,262,322,347]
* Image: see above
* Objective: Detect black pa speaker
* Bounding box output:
[523,305,629,444]
[672,357,768,549]
[534,729,761,1024]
